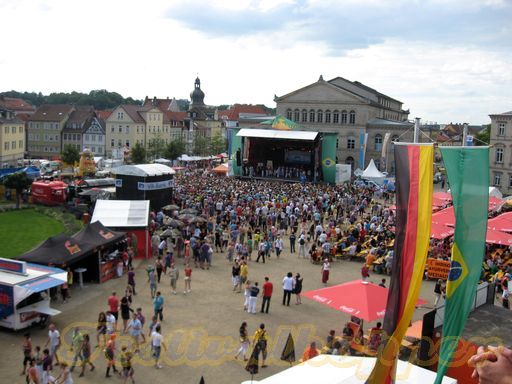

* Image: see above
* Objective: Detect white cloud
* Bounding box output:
[0,0,510,124]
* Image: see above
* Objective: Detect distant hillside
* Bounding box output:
[0,89,142,110]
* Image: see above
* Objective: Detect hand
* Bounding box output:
[469,346,512,384]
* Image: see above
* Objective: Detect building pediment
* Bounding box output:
[276,81,366,104]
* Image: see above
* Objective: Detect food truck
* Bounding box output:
[31,180,68,205]
[0,258,66,330]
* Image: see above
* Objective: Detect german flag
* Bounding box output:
[367,143,434,384]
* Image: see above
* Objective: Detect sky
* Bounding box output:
[1,0,511,124]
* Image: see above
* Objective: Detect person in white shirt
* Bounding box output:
[150,325,167,369]
[274,237,283,258]
[282,272,295,306]
[106,312,116,335]
[45,323,61,365]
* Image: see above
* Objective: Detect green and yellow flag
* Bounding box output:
[434,147,489,383]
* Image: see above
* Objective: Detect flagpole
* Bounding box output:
[414,117,420,143]
[462,123,468,147]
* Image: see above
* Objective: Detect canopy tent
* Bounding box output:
[257,355,456,384]
[361,159,386,184]
[433,191,453,201]
[488,211,512,232]
[236,128,318,141]
[302,280,426,322]
[18,233,90,266]
[489,186,503,199]
[260,115,303,131]
[430,222,455,240]
[212,163,228,175]
[489,196,505,211]
[153,158,172,165]
[73,221,125,250]
[113,163,176,177]
[485,228,512,245]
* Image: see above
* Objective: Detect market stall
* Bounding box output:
[91,200,151,258]
[0,258,66,330]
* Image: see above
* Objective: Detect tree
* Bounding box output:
[3,172,31,209]
[61,144,80,166]
[193,133,210,156]
[131,142,146,164]
[474,124,490,146]
[210,133,227,155]
[147,136,167,160]
[164,139,186,160]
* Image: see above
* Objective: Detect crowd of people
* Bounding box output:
[19,168,512,384]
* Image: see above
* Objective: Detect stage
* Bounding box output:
[230,128,338,184]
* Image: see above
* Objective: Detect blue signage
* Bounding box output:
[0,258,26,275]
[0,284,14,318]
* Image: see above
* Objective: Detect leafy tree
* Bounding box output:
[164,139,186,160]
[193,133,210,156]
[210,133,227,154]
[131,142,146,164]
[3,172,31,209]
[176,99,190,111]
[147,136,167,160]
[474,124,490,146]
[61,144,80,166]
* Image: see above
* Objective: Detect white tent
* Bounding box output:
[361,159,386,184]
[92,200,150,227]
[489,187,503,199]
[255,355,457,384]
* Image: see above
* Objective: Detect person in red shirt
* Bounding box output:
[260,277,273,314]
[107,292,119,327]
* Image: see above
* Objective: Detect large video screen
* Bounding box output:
[284,149,311,165]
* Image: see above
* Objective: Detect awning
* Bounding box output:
[237,128,318,141]
[430,222,455,239]
[20,277,65,293]
[18,302,61,316]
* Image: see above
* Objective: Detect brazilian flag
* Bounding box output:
[434,147,489,383]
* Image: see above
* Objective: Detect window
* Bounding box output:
[294,109,300,122]
[345,156,354,167]
[85,134,89,141]
[325,110,331,123]
[309,110,315,123]
[499,123,506,136]
[286,109,292,120]
[4,126,8,134]
[63,133,67,140]
[375,134,383,151]
[494,173,502,186]
[333,110,339,124]
[12,126,16,134]
[317,110,323,123]
[11,141,16,149]
[125,126,130,134]
[301,109,307,123]
[4,142,9,150]
[118,125,122,133]
[118,139,122,147]
[76,134,81,141]
[496,148,504,163]
[349,110,356,124]
[347,137,355,149]
[111,139,115,147]
[111,125,115,133]
[19,140,23,148]
[91,146,96,153]
[125,140,130,147]
[117,111,124,120]
[341,110,347,124]
[20,126,23,133]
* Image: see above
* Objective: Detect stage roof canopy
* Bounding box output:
[237,128,318,141]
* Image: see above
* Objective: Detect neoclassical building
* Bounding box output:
[489,110,512,194]
[275,76,413,172]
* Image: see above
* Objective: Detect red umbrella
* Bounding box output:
[430,222,454,240]
[303,280,426,322]
[485,228,512,245]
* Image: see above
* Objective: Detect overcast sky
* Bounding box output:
[1,0,511,124]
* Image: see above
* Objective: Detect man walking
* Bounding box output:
[169,263,179,295]
[289,231,296,254]
[282,272,295,306]
[45,323,61,365]
[70,327,84,372]
[274,236,283,258]
[248,282,260,314]
[260,277,273,314]
[298,233,306,258]
[153,291,164,321]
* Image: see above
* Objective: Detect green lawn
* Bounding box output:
[0,209,64,259]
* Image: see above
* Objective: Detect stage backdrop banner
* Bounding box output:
[231,128,242,176]
[321,133,337,184]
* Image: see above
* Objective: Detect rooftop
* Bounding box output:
[28,104,74,122]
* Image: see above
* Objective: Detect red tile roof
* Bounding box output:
[0,96,36,112]
[28,104,75,122]
[218,104,269,121]
[96,109,112,120]
[120,104,148,123]
[165,111,187,121]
